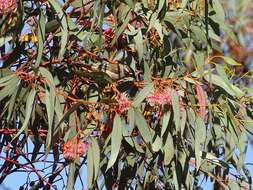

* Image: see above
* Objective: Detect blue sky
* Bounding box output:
[1,143,253,189]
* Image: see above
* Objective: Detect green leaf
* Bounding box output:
[0,75,18,102]
[135,110,152,143]
[134,30,144,61]
[0,75,18,90]
[64,127,77,142]
[161,111,171,136]
[13,89,36,139]
[7,84,21,122]
[127,107,135,133]
[0,36,12,47]
[180,107,187,136]
[158,0,165,12]
[107,114,123,170]
[35,12,45,67]
[39,67,55,89]
[201,151,223,167]
[143,171,151,189]
[152,135,162,152]
[122,124,134,147]
[132,83,154,107]
[45,20,60,32]
[70,0,83,8]
[124,0,135,8]
[216,64,232,88]
[237,130,248,171]
[220,24,238,43]
[143,61,152,82]
[91,137,100,180]
[194,51,205,70]
[54,94,64,129]
[164,132,174,165]
[111,8,131,46]
[45,88,55,154]
[66,163,76,190]
[212,0,225,23]
[172,90,180,132]
[204,73,244,98]
[244,117,253,134]
[223,56,242,66]
[48,0,68,60]
[0,74,16,87]
[87,145,94,189]
[228,179,241,190]
[191,25,207,43]
[55,103,82,131]
[194,117,206,170]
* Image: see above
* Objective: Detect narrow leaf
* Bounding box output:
[132,83,154,107]
[13,89,36,139]
[107,114,123,170]
[135,110,152,143]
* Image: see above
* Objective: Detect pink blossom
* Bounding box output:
[63,138,89,161]
[63,140,75,161]
[0,0,17,14]
[115,93,131,114]
[146,89,172,106]
[77,142,89,155]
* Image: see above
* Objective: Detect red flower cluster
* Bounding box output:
[103,28,126,48]
[62,138,89,161]
[147,89,172,106]
[0,0,17,14]
[115,93,131,114]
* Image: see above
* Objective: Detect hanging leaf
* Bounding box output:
[66,163,76,190]
[134,30,144,61]
[106,114,123,170]
[91,137,100,180]
[164,132,174,165]
[13,89,36,139]
[45,88,55,154]
[223,56,242,66]
[87,145,94,189]
[171,90,180,133]
[161,111,171,136]
[34,12,45,67]
[48,0,68,60]
[152,135,162,152]
[194,117,206,170]
[135,109,153,143]
[204,73,244,98]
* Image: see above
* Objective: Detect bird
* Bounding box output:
[90,62,135,82]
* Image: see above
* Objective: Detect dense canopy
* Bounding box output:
[0,0,253,189]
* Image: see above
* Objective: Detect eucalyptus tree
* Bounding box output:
[0,0,252,189]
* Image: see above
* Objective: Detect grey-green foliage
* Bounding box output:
[0,0,252,189]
